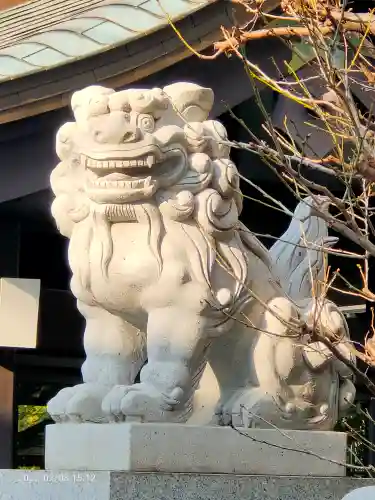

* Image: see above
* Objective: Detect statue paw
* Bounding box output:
[47,383,109,423]
[102,383,186,422]
[214,388,265,428]
[218,388,307,429]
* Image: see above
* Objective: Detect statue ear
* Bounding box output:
[70,86,114,122]
[163,82,214,122]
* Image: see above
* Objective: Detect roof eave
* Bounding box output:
[0,0,280,124]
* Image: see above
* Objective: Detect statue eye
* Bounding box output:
[139,114,155,133]
[94,130,104,142]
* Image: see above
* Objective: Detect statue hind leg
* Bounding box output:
[206,319,258,426]
[207,297,305,428]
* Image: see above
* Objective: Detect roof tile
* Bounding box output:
[0,0,212,82]
[84,22,135,45]
[0,54,37,77]
[24,47,69,67]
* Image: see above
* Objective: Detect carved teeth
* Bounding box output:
[147,155,155,168]
[84,157,154,169]
[90,178,151,189]
[130,179,144,188]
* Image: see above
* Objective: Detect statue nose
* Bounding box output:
[122,127,140,143]
[90,112,140,144]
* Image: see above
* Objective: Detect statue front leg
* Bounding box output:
[47,302,146,423]
[102,306,208,422]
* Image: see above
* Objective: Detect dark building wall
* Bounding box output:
[0,218,19,277]
[0,218,19,468]
[0,366,14,468]
[0,121,58,204]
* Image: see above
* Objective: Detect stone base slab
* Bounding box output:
[46,423,346,476]
[0,472,374,500]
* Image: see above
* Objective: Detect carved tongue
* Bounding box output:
[103,172,128,181]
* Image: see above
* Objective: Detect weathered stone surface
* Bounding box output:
[110,475,375,500]
[0,471,373,500]
[45,423,346,477]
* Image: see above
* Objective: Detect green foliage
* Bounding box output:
[18,405,48,432]
[17,466,41,470]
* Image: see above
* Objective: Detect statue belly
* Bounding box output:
[70,222,161,317]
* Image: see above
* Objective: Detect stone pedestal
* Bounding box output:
[45,423,346,476]
[0,472,374,500]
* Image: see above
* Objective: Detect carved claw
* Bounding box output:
[102,383,188,423]
[48,387,77,423]
[102,383,168,421]
[47,383,109,423]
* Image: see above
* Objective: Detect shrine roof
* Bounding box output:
[0,0,279,124]
[0,0,212,82]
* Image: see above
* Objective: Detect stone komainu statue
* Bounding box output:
[48,82,355,429]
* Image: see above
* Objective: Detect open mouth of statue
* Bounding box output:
[82,148,187,203]
[84,158,157,189]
